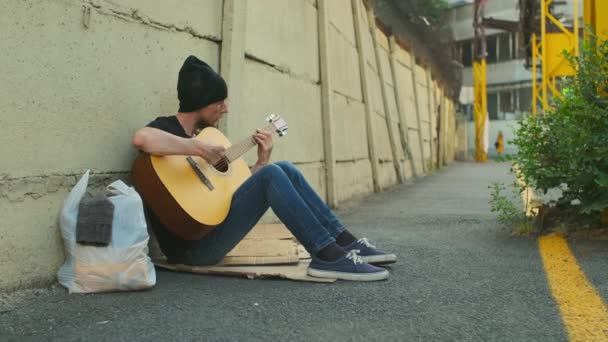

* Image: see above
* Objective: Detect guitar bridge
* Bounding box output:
[186,157,215,191]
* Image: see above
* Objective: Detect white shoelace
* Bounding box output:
[358,237,376,249]
[345,250,364,265]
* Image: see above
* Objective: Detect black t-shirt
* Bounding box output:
[143,116,192,262]
[147,115,189,138]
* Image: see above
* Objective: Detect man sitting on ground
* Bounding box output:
[132,55,396,281]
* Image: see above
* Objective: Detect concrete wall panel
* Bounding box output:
[389,121,405,159]
[327,0,357,46]
[432,82,440,140]
[366,66,384,118]
[395,47,413,67]
[331,94,369,161]
[329,26,363,101]
[377,45,394,89]
[417,87,430,133]
[408,129,424,175]
[372,114,393,160]
[394,63,418,129]
[104,0,223,39]
[359,8,376,68]
[0,185,68,291]
[245,0,319,82]
[0,0,220,178]
[375,28,390,51]
[335,161,374,202]
[377,163,398,188]
[384,83,400,123]
[415,64,428,86]
[240,59,324,165]
[422,138,431,164]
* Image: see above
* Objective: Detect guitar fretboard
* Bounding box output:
[224,123,275,162]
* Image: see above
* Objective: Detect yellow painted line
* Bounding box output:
[539,233,608,341]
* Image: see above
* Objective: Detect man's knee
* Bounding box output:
[257,163,283,179]
[275,160,297,174]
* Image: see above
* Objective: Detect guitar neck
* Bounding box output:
[224,123,274,162]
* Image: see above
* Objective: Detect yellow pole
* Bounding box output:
[541,0,548,111]
[584,0,592,40]
[574,0,579,57]
[532,33,537,116]
[474,62,480,161]
[473,60,488,162]
[595,0,608,43]
[481,58,487,162]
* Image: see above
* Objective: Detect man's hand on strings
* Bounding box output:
[253,129,274,166]
[197,141,226,165]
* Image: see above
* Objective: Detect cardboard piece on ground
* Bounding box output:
[220,236,300,265]
[155,260,336,283]
[220,223,301,266]
[148,223,303,266]
[297,244,311,259]
[150,223,336,283]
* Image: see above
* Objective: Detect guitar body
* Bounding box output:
[132,127,251,240]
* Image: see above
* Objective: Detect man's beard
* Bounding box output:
[193,117,211,135]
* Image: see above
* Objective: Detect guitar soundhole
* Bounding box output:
[214,158,229,173]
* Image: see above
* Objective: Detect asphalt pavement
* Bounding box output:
[2,161,608,341]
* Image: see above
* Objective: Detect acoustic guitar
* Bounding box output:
[132,115,289,240]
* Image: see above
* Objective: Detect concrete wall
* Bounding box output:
[327,0,376,201]
[0,0,458,292]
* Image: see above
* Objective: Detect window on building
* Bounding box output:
[486,35,497,63]
[500,90,513,113]
[518,87,533,113]
[461,40,473,67]
[512,32,519,59]
[488,92,498,119]
[498,33,512,61]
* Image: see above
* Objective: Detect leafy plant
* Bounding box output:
[513,220,536,236]
[510,34,608,215]
[489,182,525,224]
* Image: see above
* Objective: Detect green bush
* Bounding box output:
[489,182,524,224]
[511,35,608,214]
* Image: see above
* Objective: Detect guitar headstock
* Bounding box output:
[266,114,288,137]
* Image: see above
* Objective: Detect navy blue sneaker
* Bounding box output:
[345,238,397,265]
[307,250,389,281]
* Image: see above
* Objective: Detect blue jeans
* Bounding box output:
[179,161,346,265]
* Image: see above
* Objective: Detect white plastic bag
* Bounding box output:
[57,170,156,293]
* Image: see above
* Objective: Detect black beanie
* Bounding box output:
[177,55,228,112]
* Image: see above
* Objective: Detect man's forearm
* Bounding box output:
[132,127,199,156]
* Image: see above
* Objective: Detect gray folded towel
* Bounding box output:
[76,195,114,246]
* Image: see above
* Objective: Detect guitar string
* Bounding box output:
[223,135,256,164]
[202,132,254,170]
[214,137,255,169]
[214,124,277,169]
[209,124,277,170]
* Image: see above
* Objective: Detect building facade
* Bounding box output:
[448,0,582,121]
